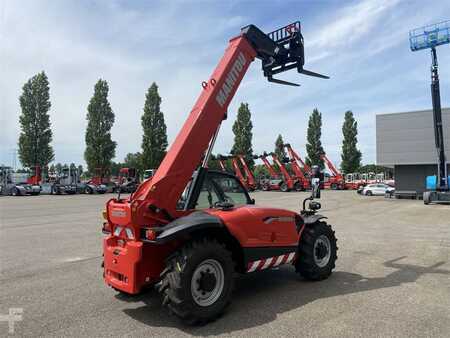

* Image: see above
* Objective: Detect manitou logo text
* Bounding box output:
[215,52,247,107]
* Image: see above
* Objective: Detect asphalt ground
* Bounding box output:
[1,191,450,337]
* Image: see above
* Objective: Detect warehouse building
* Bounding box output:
[376,108,450,197]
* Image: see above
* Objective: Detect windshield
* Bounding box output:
[196,172,249,209]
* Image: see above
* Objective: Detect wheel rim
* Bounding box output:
[313,235,331,268]
[191,259,224,307]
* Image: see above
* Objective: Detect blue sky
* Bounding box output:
[1,0,450,170]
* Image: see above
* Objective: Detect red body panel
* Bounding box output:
[206,206,299,248]
[27,166,41,185]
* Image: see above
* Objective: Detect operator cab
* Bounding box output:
[177,169,254,211]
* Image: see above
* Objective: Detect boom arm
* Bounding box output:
[284,143,311,174]
[320,153,342,178]
[270,153,293,183]
[259,153,279,178]
[231,157,246,186]
[238,155,255,187]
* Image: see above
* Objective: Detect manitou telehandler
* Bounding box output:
[321,153,345,190]
[282,144,310,190]
[270,152,302,192]
[258,152,283,191]
[284,143,311,176]
[102,21,336,324]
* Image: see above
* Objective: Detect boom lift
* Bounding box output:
[410,21,450,204]
[320,153,345,190]
[102,21,336,324]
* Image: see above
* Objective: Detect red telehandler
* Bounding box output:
[282,144,311,190]
[270,152,303,192]
[102,21,336,324]
[321,153,345,190]
[284,143,311,176]
[258,152,283,191]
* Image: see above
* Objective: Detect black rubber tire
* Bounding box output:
[366,190,372,196]
[330,183,337,190]
[262,184,269,191]
[158,238,234,325]
[295,221,337,281]
[86,187,94,194]
[294,182,303,192]
[280,183,289,192]
[12,188,18,196]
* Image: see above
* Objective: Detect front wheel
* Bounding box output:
[158,238,234,325]
[280,182,289,192]
[296,222,337,281]
[366,190,372,196]
[330,183,337,190]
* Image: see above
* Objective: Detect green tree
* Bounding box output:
[55,163,62,174]
[124,152,142,170]
[141,83,168,170]
[274,134,287,160]
[84,79,116,173]
[305,108,325,169]
[231,103,254,168]
[341,110,362,173]
[18,71,54,168]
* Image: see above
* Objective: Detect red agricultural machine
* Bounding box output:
[283,144,311,190]
[284,143,311,176]
[258,152,284,191]
[270,152,304,191]
[321,153,345,190]
[237,154,257,191]
[102,21,336,324]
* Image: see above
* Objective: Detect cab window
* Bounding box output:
[196,172,249,209]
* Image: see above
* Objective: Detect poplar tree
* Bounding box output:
[84,79,116,174]
[341,110,362,173]
[305,108,325,169]
[274,134,287,160]
[231,103,254,168]
[18,71,54,168]
[141,83,168,169]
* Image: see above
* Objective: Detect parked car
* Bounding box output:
[362,183,395,196]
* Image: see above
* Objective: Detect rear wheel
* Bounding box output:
[366,190,372,196]
[280,182,289,192]
[296,222,337,281]
[294,182,303,192]
[158,238,234,325]
[330,183,338,190]
[262,183,269,191]
[12,188,18,196]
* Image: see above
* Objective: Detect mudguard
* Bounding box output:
[303,214,327,225]
[154,211,224,244]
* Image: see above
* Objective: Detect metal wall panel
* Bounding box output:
[376,108,450,165]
